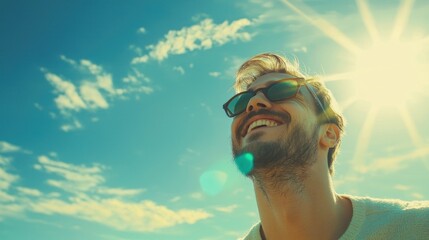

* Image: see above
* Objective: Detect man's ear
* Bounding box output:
[320,124,340,148]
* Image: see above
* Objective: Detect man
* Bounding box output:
[222,53,429,239]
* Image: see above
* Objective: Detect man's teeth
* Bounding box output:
[247,119,278,133]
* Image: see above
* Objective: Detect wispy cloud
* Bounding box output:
[0,158,19,192]
[209,72,221,77]
[0,154,19,204]
[28,197,211,232]
[17,187,43,197]
[35,155,105,193]
[137,27,146,34]
[132,18,253,63]
[42,56,154,131]
[97,187,145,197]
[121,68,154,95]
[190,192,205,200]
[0,153,211,232]
[173,66,185,75]
[214,204,238,213]
[170,196,181,202]
[60,119,83,132]
[365,144,429,173]
[0,141,21,153]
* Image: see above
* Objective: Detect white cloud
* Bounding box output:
[0,203,24,220]
[0,154,212,232]
[121,68,154,96]
[17,187,43,197]
[80,84,109,109]
[365,145,429,173]
[123,68,151,84]
[60,119,83,132]
[170,196,181,202]
[135,86,154,94]
[190,192,204,200]
[214,204,238,213]
[0,141,21,153]
[173,66,185,75]
[137,27,146,34]
[29,198,211,232]
[131,55,149,64]
[293,46,308,53]
[36,155,104,193]
[394,184,411,191]
[0,166,19,190]
[60,55,76,65]
[43,56,155,131]
[44,72,87,112]
[97,187,145,197]
[34,103,43,110]
[0,156,19,203]
[80,59,103,75]
[96,74,117,94]
[0,191,16,202]
[209,72,221,77]
[132,18,252,63]
[0,155,11,165]
[129,45,143,56]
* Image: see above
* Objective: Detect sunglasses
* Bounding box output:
[223,78,327,118]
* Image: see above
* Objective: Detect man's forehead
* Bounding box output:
[248,72,299,89]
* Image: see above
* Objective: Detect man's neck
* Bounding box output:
[253,164,352,240]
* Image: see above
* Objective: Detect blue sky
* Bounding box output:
[1,0,429,239]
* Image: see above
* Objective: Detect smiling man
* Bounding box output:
[223,53,429,240]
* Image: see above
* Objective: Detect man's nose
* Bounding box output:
[246,92,272,112]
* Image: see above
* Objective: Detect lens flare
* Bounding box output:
[234,152,254,175]
[199,170,228,196]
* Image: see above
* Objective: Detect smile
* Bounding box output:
[246,119,280,135]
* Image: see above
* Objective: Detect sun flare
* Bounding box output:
[352,40,426,106]
[283,0,429,172]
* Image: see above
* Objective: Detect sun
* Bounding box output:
[283,0,428,108]
[352,40,426,107]
[283,0,429,172]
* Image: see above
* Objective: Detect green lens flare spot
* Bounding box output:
[235,153,254,175]
[199,171,228,196]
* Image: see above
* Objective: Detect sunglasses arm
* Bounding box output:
[304,83,330,122]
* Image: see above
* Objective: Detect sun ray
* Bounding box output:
[339,97,359,112]
[282,0,361,54]
[398,104,429,166]
[321,72,354,82]
[352,105,379,172]
[398,104,429,171]
[391,0,415,40]
[398,104,423,146]
[356,0,380,42]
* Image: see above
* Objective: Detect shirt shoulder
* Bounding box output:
[240,222,262,240]
[341,195,429,240]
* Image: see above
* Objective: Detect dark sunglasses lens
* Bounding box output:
[227,92,253,116]
[267,80,299,101]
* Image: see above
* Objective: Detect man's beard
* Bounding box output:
[232,121,319,193]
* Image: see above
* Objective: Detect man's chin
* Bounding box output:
[234,140,282,170]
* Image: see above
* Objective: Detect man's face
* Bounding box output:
[231,73,320,177]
